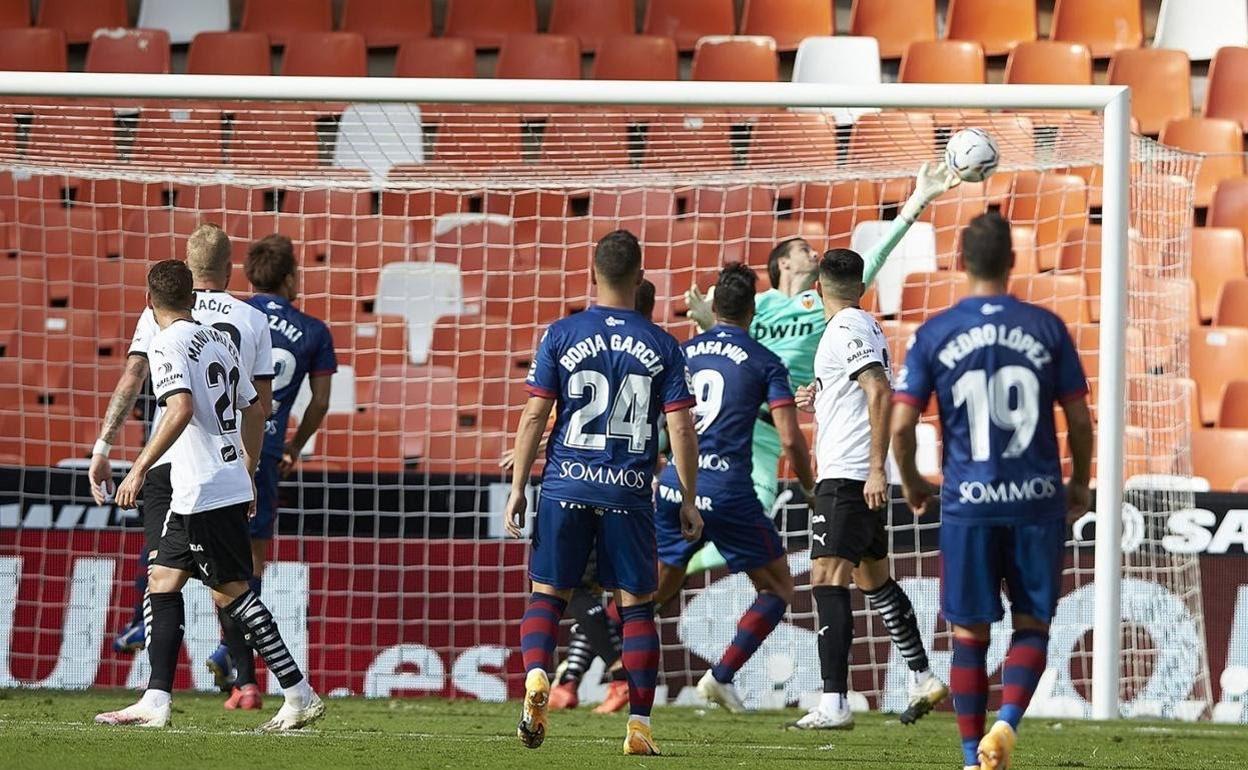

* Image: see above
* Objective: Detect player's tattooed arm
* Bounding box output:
[856,364,893,511]
[504,395,555,538]
[114,392,192,510]
[88,354,150,504]
[1060,395,1094,521]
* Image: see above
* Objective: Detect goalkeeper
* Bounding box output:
[683,162,960,573]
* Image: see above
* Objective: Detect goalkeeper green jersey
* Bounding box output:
[749,288,826,388]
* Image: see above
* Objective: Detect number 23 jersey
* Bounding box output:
[526,305,695,512]
[893,295,1088,524]
[149,319,260,514]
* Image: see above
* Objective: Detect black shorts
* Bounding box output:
[153,502,254,587]
[811,478,888,565]
[141,464,173,556]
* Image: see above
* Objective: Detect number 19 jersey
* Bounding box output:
[893,295,1088,525]
[526,305,694,512]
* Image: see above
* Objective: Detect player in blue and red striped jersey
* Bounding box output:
[504,230,702,756]
[654,262,816,713]
[890,212,1094,770]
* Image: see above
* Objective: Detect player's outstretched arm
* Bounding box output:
[114,392,192,510]
[683,285,716,332]
[666,407,704,542]
[281,374,332,474]
[1061,396,1094,521]
[890,402,935,515]
[88,354,149,504]
[503,395,555,538]
[857,364,894,511]
[861,162,962,288]
[772,404,816,498]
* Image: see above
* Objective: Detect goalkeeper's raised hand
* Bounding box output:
[900,161,962,223]
[684,284,716,331]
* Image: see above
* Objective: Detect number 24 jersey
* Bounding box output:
[526,305,694,512]
[893,295,1088,525]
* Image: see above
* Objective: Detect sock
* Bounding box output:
[519,592,567,673]
[951,637,990,768]
[226,589,304,689]
[139,688,171,709]
[619,603,660,718]
[605,599,621,627]
[999,629,1049,730]
[862,579,930,674]
[560,626,595,684]
[818,692,848,712]
[219,605,257,687]
[146,592,184,693]
[812,585,853,694]
[712,591,787,684]
[569,589,622,668]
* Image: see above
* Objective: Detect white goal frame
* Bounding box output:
[0,73,1133,720]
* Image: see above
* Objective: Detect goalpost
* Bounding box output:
[0,74,1208,720]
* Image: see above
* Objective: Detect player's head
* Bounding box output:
[961,211,1015,282]
[246,233,299,301]
[147,259,194,314]
[713,261,758,327]
[593,229,644,292]
[767,238,818,290]
[817,248,866,304]
[635,278,656,321]
[185,223,232,288]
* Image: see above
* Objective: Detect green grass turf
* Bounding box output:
[3,689,1248,769]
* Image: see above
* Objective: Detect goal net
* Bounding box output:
[0,82,1211,719]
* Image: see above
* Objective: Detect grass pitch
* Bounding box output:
[3,689,1248,769]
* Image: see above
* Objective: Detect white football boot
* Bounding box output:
[696,670,747,714]
[788,706,855,730]
[257,692,325,733]
[95,700,171,728]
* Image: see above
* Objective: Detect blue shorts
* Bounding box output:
[250,455,280,540]
[940,517,1066,627]
[529,494,657,595]
[655,482,784,574]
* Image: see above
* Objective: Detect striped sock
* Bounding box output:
[520,592,567,673]
[226,589,304,689]
[560,626,595,684]
[620,603,660,718]
[711,592,787,684]
[998,629,1049,730]
[863,579,930,673]
[951,637,989,768]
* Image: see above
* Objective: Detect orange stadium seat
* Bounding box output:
[0,0,28,27]
[740,0,834,51]
[0,407,78,468]
[0,258,44,309]
[850,0,937,60]
[1218,380,1248,428]
[281,32,367,77]
[899,271,969,321]
[311,412,409,472]
[692,36,779,81]
[779,179,880,248]
[1160,118,1244,209]
[1051,0,1143,59]
[1215,278,1248,327]
[944,0,1037,57]
[642,114,735,170]
[643,0,736,51]
[0,28,66,71]
[18,205,109,262]
[1205,47,1248,133]
[120,207,204,260]
[229,108,324,169]
[592,35,679,79]
[1191,326,1248,425]
[748,111,840,169]
[0,360,70,408]
[848,112,937,203]
[1009,273,1090,324]
[1192,227,1245,322]
[84,28,170,74]
[921,180,989,267]
[1108,48,1191,136]
[394,38,477,78]
[548,0,634,52]
[444,0,537,49]
[540,110,632,169]
[37,0,128,45]
[1209,178,1248,251]
[1005,41,1093,85]
[428,113,524,168]
[241,0,332,46]
[1193,428,1248,490]
[1055,224,1148,321]
[70,259,147,320]
[899,40,986,83]
[497,34,582,79]
[1004,172,1088,271]
[340,0,431,48]
[187,32,272,75]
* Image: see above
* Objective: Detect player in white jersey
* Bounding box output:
[95,260,323,731]
[789,250,947,730]
[89,224,275,664]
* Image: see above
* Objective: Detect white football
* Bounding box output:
[944,128,1000,183]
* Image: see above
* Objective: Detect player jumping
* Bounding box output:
[205,234,337,711]
[891,212,1094,770]
[95,260,323,732]
[504,230,702,755]
[654,262,816,714]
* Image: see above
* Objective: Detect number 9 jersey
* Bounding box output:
[893,295,1088,525]
[525,305,695,512]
